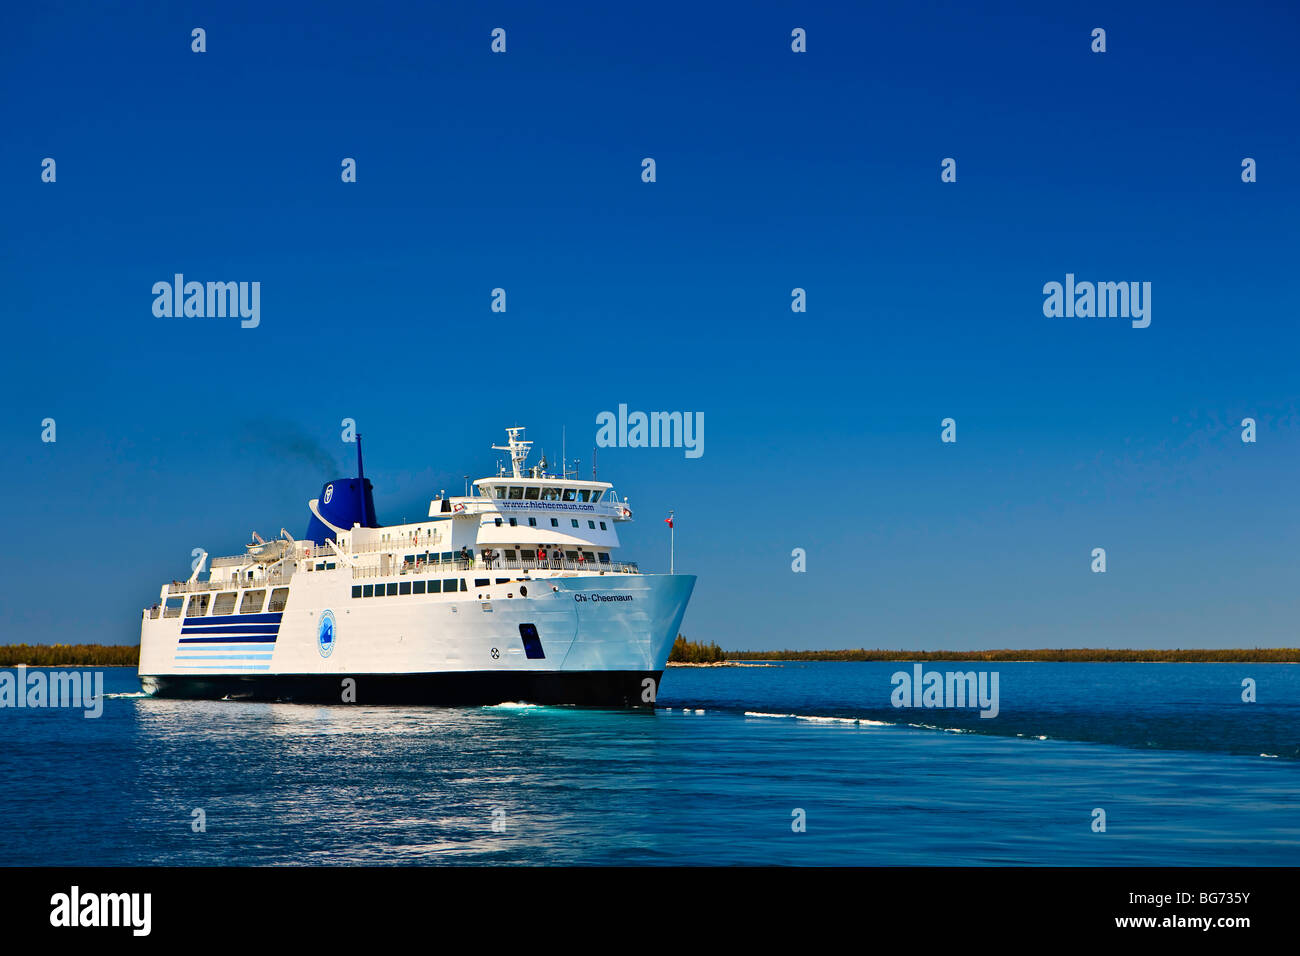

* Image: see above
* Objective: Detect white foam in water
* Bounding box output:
[744,711,890,727]
[693,709,705,714]
[104,692,149,699]
[485,701,541,709]
[1260,753,1279,758]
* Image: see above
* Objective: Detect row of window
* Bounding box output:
[498,548,609,563]
[492,517,608,531]
[352,579,471,598]
[401,549,611,565]
[178,587,290,618]
[493,486,604,503]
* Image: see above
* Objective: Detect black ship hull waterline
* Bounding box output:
[144,669,665,707]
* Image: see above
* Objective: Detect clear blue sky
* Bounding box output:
[2,1,1297,650]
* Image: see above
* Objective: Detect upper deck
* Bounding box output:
[428,427,632,522]
[146,425,646,615]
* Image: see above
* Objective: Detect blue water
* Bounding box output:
[1,663,1297,865]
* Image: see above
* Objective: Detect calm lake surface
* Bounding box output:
[1,662,1296,865]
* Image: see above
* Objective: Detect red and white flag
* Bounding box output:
[665,516,674,529]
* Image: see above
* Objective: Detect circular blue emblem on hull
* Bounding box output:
[318,609,336,658]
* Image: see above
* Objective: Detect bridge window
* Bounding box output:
[508,486,524,499]
[428,580,441,593]
[578,489,591,502]
[163,597,184,618]
[413,580,426,594]
[240,589,266,613]
[386,583,398,596]
[269,588,290,612]
[524,486,540,500]
[185,594,210,617]
[494,486,506,499]
[562,488,576,501]
[399,581,411,595]
[540,487,559,501]
[212,592,237,616]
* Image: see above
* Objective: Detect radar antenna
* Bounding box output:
[492,427,532,479]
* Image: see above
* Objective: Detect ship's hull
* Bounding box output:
[141,669,662,706]
[140,572,694,708]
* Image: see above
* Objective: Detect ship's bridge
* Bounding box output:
[476,477,616,505]
[426,427,633,524]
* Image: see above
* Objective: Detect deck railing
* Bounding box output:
[165,574,292,595]
[155,553,641,607]
[351,558,639,579]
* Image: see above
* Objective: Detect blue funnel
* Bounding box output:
[304,435,381,544]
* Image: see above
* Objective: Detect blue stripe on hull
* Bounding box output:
[181,625,282,636]
[181,612,284,625]
[179,634,280,643]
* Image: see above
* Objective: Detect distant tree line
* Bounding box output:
[726,647,1300,663]
[668,636,727,663]
[4,642,1294,667]
[0,644,139,666]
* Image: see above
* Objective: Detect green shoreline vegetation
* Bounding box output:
[1,641,1296,668]
[0,644,140,667]
[671,640,1300,664]
[668,636,726,663]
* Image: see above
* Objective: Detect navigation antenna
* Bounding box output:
[492,427,532,479]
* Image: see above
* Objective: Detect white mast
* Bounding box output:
[491,427,532,479]
[669,510,675,575]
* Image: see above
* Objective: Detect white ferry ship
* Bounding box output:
[138,428,695,706]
